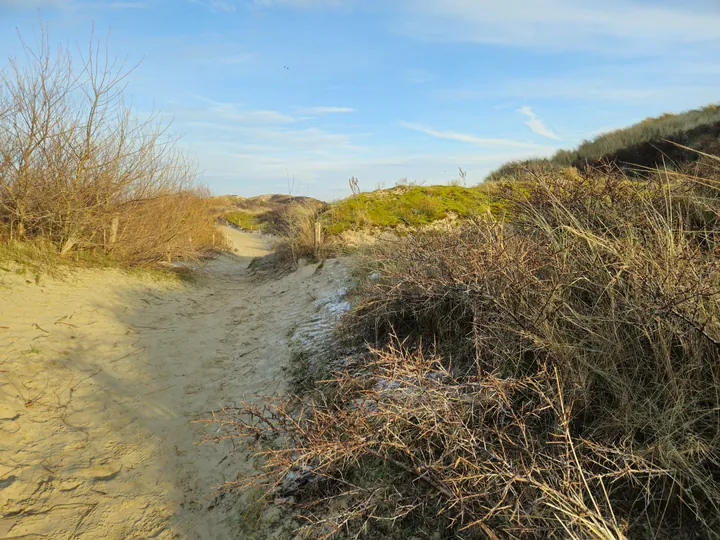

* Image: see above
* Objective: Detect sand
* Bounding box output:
[0,227,349,539]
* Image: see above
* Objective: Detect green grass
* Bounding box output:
[320,185,510,235]
[222,186,515,240]
[224,211,267,231]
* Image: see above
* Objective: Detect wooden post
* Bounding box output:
[109,215,119,246]
[314,221,323,257]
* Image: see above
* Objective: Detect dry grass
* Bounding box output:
[0,28,219,268]
[273,203,328,266]
[205,346,665,539]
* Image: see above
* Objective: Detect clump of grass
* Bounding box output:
[273,202,328,266]
[486,158,565,183]
[206,164,720,538]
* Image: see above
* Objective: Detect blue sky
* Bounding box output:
[1,0,719,199]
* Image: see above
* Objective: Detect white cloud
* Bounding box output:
[207,53,254,64]
[400,68,435,84]
[0,0,67,6]
[400,0,720,54]
[400,121,549,149]
[438,60,720,112]
[516,106,561,140]
[106,2,148,7]
[298,106,355,115]
[190,0,236,12]
[196,144,558,199]
[173,103,560,199]
[183,95,296,124]
[253,0,350,7]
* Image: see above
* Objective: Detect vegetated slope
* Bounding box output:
[212,194,326,232]
[209,152,720,538]
[489,104,720,181]
[218,185,513,238]
[215,185,518,266]
[319,184,509,235]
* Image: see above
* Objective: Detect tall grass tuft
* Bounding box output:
[273,202,326,265]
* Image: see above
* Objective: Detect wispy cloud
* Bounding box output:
[440,60,720,108]
[106,2,148,7]
[0,0,67,7]
[190,0,235,12]
[400,121,547,149]
[517,106,561,140]
[253,0,351,7]
[400,68,435,84]
[209,53,254,64]
[184,95,296,124]
[400,0,720,54]
[298,106,355,115]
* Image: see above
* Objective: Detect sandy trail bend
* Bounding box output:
[0,227,348,539]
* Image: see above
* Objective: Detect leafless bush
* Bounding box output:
[205,344,668,539]
[0,28,217,265]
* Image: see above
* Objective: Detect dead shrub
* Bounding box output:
[0,28,218,266]
[206,344,670,539]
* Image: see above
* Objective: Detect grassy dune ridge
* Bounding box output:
[320,184,511,235]
[489,104,720,181]
[219,184,533,266]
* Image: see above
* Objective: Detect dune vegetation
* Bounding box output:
[235,184,529,266]
[224,210,267,232]
[208,111,720,538]
[7,25,720,538]
[217,194,326,234]
[0,33,220,270]
[320,184,512,235]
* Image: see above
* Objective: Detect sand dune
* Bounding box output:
[0,227,348,539]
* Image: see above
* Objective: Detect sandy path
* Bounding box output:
[0,227,348,539]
